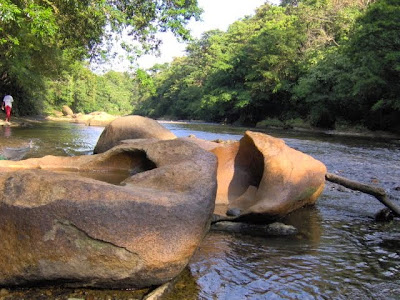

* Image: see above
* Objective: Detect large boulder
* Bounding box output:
[62,105,74,116]
[94,115,176,154]
[86,112,117,126]
[73,111,117,127]
[210,131,326,219]
[0,138,217,289]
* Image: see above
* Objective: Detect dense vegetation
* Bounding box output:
[0,0,201,115]
[135,0,400,132]
[1,0,399,132]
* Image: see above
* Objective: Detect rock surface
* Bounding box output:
[211,221,298,236]
[74,111,118,127]
[62,105,74,116]
[94,116,177,154]
[0,139,217,289]
[46,111,117,127]
[210,131,327,218]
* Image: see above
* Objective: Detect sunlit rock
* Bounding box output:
[210,131,327,219]
[73,111,117,127]
[62,105,74,116]
[0,138,217,289]
[94,115,176,154]
[86,112,118,126]
[180,136,220,151]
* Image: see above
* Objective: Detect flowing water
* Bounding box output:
[0,121,399,300]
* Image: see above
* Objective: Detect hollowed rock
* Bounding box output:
[210,131,327,219]
[0,139,217,289]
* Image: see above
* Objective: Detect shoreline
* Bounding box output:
[1,116,399,141]
[158,119,400,141]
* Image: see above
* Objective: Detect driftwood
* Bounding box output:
[325,172,400,217]
[212,172,399,227]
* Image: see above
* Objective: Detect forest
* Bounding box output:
[1,0,399,132]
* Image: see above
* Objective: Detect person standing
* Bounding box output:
[2,94,14,122]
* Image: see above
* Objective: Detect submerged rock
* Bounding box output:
[375,208,395,222]
[94,115,176,154]
[0,138,217,289]
[211,221,298,236]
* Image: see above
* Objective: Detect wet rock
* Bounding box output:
[94,115,176,154]
[181,136,220,151]
[0,139,217,289]
[211,221,298,236]
[211,131,326,218]
[375,208,395,222]
[226,207,242,217]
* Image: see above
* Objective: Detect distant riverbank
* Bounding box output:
[1,115,399,142]
[158,118,400,141]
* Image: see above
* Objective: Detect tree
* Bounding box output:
[134,0,400,132]
[344,0,400,130]
[0,0,202,115]
[293,0,400,131]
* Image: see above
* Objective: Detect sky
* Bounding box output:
[109,0,281,71]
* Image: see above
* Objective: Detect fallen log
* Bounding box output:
[325,172,400,217]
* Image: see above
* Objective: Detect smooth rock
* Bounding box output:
[211,131,327,218]
[62,105,74,116]
[0,138,217,289]
[93,116,176,154]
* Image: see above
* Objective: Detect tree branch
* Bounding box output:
[325,172,400,217]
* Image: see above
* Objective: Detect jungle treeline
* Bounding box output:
[135,0,400,131]
[1,0,399,132]
[0,0,201,116]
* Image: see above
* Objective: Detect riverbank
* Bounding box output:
[158,118,400,141]
[2,115,399,142]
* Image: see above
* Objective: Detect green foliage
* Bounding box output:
[135,0,399,132]
[45,63,135,115]
[0,0,202,116]
[293,0,400,130]
[5,0,394,132]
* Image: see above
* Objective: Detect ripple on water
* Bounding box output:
[190,215,400,300]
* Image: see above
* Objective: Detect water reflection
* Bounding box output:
[3,126,11,138]
[7,122,104,158]
[282,206,323,246]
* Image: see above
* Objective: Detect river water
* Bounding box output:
[1,121,399,300]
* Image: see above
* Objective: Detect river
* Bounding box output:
[1,121,399,300]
